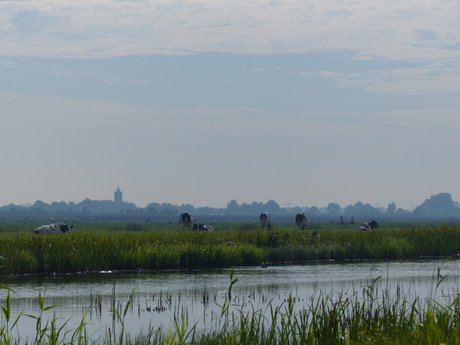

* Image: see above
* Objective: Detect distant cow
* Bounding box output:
[295,213,307,230]
[358,220,379,231]
[179,212,192,231]
[259,212,271,230]
[193,222,213,231]
[33,223,73,235]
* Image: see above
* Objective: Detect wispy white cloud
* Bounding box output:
[342,63,460,94]
[0,60,19,68]
[300,62,460,95]
[317,70,342,77]
[99,77,119,83]
[1,0,459,62]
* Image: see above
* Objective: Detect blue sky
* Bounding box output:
[1,0,460,210]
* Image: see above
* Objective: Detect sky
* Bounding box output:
[1,0,460,210]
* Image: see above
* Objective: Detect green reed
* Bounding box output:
[1,268,460,344]
[130,272,460,345]
[0,224,460,275]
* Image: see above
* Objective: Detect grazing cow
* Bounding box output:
[179,212,192,231]
[193,222,213,231]
[295,213,307,230]
[358,220,379,231]
[33,223,73,235]
[259,212,271,229]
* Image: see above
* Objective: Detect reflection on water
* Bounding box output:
[1,259,460,341]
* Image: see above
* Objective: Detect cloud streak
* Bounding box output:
[3,0,459,100]
[1,0,459,61]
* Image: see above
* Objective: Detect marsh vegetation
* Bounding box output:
[1,263,460,345]
[0,222,459,276]
[0,222,459,344]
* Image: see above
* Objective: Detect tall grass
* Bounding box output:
[0,224,460,275]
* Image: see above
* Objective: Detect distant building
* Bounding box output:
[114,187,122,203]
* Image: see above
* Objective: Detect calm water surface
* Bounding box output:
[2,259,460,341]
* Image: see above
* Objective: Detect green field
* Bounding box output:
[0,222,459,276]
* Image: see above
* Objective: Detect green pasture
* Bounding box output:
[0,222,459,276]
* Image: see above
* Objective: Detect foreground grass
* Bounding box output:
[2,270,460,345]
[0,223,459,276]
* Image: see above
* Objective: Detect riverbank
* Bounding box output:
[0,223,459,276]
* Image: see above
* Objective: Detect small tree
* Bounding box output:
[387,202,396,214]
[327,203,341,215]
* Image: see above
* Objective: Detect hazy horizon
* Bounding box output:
[2,1,459,211]
[2,189,455,212]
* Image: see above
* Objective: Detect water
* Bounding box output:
[1,259,460,341]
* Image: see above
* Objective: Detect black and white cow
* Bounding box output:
[358,220,379,231]
[179,212,192,231]
[295,213,307,230]
[33,223,73,235]
[259,212,271,230]
[193,222,213,231]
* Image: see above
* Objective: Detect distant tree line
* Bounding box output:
[1,193,459,220]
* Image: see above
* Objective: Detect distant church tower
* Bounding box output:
[114,186,122,203]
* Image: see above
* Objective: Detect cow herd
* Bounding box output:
[31,213,379,235]
[256,212,378,232]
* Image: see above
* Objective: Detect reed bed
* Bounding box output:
[0,224,459,276]
[1,270,460,344]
